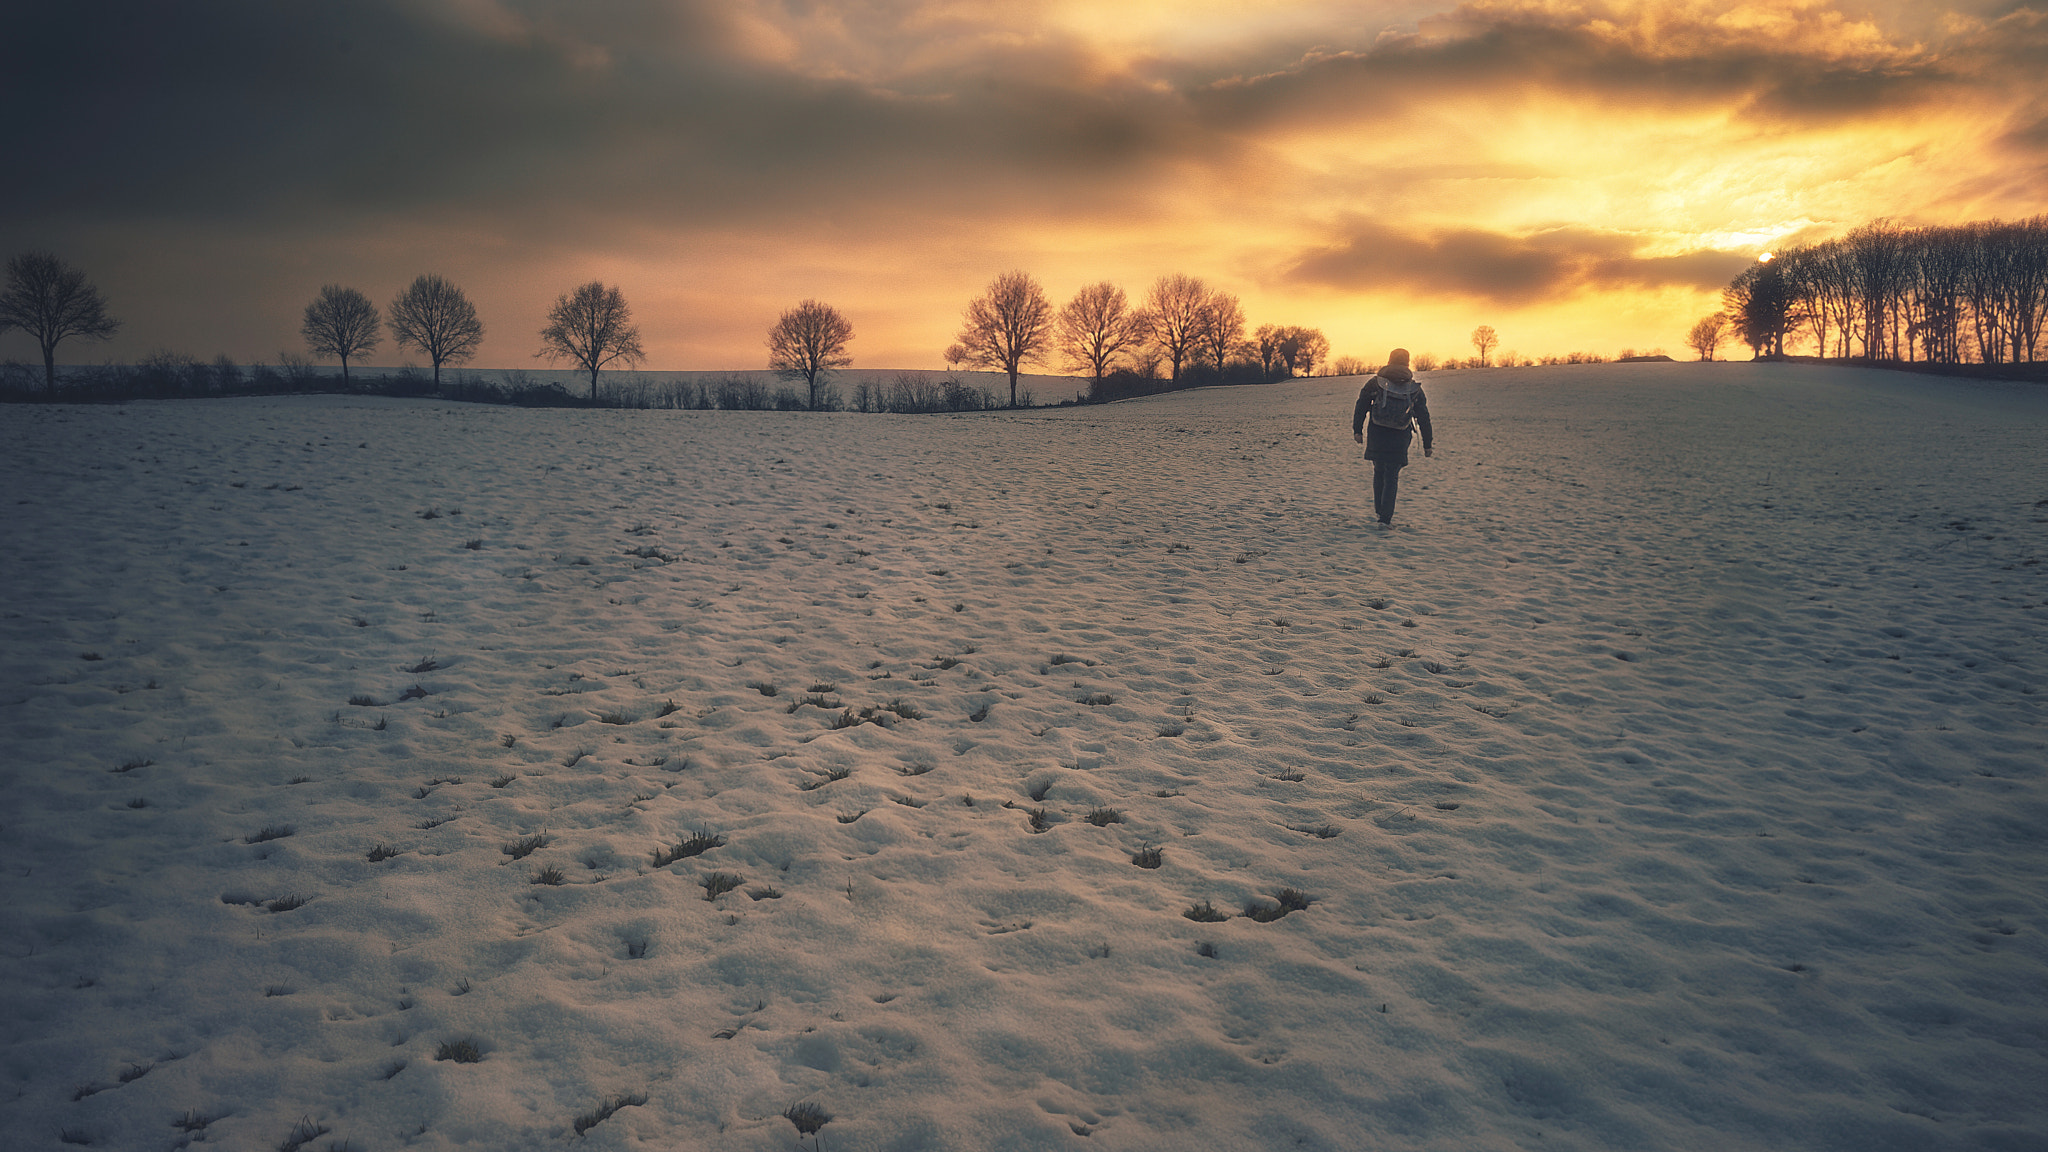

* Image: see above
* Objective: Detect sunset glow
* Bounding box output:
[4,0,2045,370]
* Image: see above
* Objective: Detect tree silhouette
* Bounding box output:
[1144,273,1209,382]
[0,252,119,393]
[1194,292,1246,375]
[1685,314,1727,361]
[1470,325,1498,367]
[1724,259,1794,358]
[388,274,483,387]
[1251,324,1286,378]
[1272,325,1328,377]
[1725,215,2048,364]
[767,299,853,410]
[539,281,644,400]
[1289,327,1329,376]
[301,285,381,384]
[954,270,1052,407]
[1056,282,1144,385]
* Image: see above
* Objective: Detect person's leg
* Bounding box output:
[1373,461,1403,523]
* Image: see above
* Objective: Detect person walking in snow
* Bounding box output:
[1351,347,1434,527]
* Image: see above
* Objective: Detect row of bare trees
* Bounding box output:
[303,276,643,397]
[1722,216,2048,363]
[5,251,1343,407]
[945,270,1333,405]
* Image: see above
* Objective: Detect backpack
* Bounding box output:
[1368,377,1418,429]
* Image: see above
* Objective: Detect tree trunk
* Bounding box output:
[42,342,56,394]
[1008,368,1018,408]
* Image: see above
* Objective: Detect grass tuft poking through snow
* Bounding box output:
[800,765,854,790]
[1243,888,1313,923]
[652,830,726,867]
[572,1091,649,1136]
[501,832,549,860]
[784,1100,832,1136]
[276,1115,331,1152]
[434,1039,482,1063]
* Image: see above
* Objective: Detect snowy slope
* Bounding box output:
[2,362,2043,1152]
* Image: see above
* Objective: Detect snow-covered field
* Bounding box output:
[2,362,2043,1152]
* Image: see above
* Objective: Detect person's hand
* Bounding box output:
[1353,430,1364,444]
[1424,445,1433,458]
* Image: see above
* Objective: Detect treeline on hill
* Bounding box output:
[2,250,1387,408]
[6,247,1652,407]
[1721,216,2048,370]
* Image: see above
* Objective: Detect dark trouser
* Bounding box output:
[1372,460,1404,523]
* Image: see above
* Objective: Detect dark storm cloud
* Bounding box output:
[0,0,1193,236]
[1190,8,1964,134]
[1286,219,1753,303]
[6,0,2030,241]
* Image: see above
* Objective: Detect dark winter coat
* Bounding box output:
[1352,367,1433,464]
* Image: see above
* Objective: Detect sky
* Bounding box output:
[4,0,2047,373]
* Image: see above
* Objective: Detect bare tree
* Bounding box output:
[1056,282,1143,384]
[1265,325,1329,377]
[1990,215,2048,362]
[388,274,484,387]
[767,299,854,410]
[1288,327,1330,376]
[1144,273,1209,382]
[1194,292,1246,375]
[539,281,645,400]
[1685,314,1727,360]
[1251,324,1287,378]
[301,285,381,384]
[1846,219,1913,359]
[1470,325,1498,367]
[0,252,120,393]
[1331,355,1368,377]
[1904,225,1966,364]
[954,270,1052,407]
[1724,258,1795,358]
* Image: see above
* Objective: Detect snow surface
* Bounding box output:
[2,361,2043,1152]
